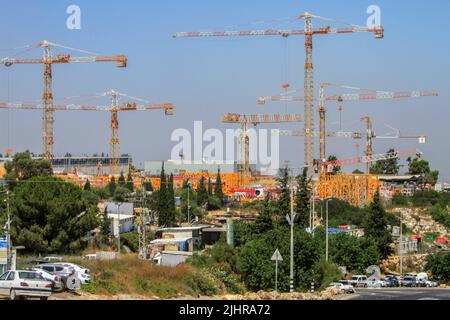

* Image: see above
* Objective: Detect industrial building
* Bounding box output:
[0,155,132,176]
[144,160,240,176]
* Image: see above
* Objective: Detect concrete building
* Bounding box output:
[144,160,238,176]
[104,202,135,236]
[0,155,132,176]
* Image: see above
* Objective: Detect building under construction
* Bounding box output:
[0,155,132,176]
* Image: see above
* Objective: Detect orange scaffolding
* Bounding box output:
[317,173,379,207]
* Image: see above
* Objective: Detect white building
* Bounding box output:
[104,202,135,236]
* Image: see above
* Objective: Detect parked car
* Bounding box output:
[42,256,63,262]
[0,270,52,300]
[328,282,355,294]
[58,263,90,275]
[56,263,91,284]
[425,279,439,288]
[400,275,417,287]
[36,263,74,287]
[39,263,91,285]
[385,275,400,287]
[350,275,368,287]
[367,278,386,288]
[30,268,64,292]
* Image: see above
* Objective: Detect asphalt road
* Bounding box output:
[345,288,450,300]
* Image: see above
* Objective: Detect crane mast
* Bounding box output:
[222,113,301,186]
[0,93,173,176]
[174,12,384,178]
[0,40,127,161]
[260,85,437,172]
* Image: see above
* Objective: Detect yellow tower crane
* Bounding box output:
[222,113,301,186]
[174,13,383,178]
[0,41,127,161]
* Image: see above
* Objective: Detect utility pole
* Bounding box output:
[6,190,11,270]
[187,182,192,224]
[399,210,403,276]
[284,169,297,294]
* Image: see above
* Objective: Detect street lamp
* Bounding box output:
[1,190,11,270]
[187,182,192,225]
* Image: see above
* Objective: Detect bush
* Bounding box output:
[426,252,450,282]
[392,194,409,206]
[184,271,220,296]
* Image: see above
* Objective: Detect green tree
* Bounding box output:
[143,180,153,192]
[157,163,175,227]
[295,168,311,228]
[125,172,134,191]
[4,152,53,186]
[214,169,224,205]
[326,155,341,174]
[425,252,450,282]
[363,192,393,260]
[253,194,274,234]
[84,179,91,191]
[370,148,400,175]
[197,176,208,207]
[207,177,213,195]
[118,172,126,186]
[237,226,334,292]
[407,157,439,185]
[113,187,131,202]
[276,167,290,224]
[352,169,364,174]
[167,173,176,224]
[10,177,99,253]
[329,233,380,273]
[107,176,116,197]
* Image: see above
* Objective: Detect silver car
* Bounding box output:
[0,270,52,300]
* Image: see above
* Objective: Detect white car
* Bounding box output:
[350,275,368,287]
[0,270,52,300]
[51,263,91,285]
[30,268,64,292]
[328,282,355,294]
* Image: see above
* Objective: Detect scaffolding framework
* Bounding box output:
[317,173,379,207]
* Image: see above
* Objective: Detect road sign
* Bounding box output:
[271,248,283,292]
[271,248,283,261]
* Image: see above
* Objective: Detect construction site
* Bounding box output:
[0,9,440,207]
[1,1,450,304]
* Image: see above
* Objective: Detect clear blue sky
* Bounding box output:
[0,0,449,180]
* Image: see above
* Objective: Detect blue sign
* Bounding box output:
[0,237,7,248]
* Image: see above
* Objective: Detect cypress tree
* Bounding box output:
[84,179,91,191]
[167,173,176,226]
[197,176,208,207]
[118,171,126,186]
[157,162,168,227]
[364,192,393,260]
[295,167,311,228]
[108,176,116,196]
[276,167,290,223]
[253,194,274,234]
[214,169,224,205]
[143,180,153,192]
[125,172,134,191]
[207,177,213,195]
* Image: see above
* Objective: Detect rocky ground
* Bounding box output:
[389,207,448,235]
[49,288,342,300]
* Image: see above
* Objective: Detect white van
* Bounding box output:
[350,275,368,287]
